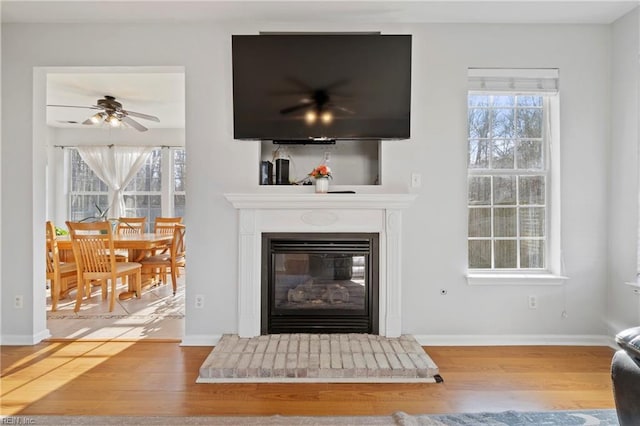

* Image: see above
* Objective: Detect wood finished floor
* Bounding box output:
[0,342,616,417]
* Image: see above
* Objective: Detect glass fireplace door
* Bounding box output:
[261,233,379,334]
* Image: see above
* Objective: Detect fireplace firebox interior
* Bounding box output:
[261,233,379,334]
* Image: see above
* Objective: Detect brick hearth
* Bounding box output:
[197,334,439,383]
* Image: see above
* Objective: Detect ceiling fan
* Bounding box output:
[47,95,160,132]
[278,78,354,124]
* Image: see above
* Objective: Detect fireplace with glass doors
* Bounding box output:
[261,233,379,334]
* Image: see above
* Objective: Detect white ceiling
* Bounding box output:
[21,1,638,130]
[2,1,638,25]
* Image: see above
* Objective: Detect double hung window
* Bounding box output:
[467,69,563,282]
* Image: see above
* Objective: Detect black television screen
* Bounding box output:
[232,34,412,141]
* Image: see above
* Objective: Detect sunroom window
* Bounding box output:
[68,147,186,232]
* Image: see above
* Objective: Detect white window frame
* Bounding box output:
[465,69,566,286]
[170,147,186,219]
[67,146,186,230]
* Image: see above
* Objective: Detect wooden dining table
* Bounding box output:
[56,233,174,298]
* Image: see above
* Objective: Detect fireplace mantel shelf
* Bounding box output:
[224,193,417,210]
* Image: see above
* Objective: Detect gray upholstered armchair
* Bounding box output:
[611,327,640,426]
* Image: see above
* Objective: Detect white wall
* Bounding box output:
[608,8,640,335]
[396,23,613,341]
[0,20,622,345]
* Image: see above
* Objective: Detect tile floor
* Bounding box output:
[46,272,185,340]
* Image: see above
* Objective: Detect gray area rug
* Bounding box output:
[3,410,619,425]
[198,334,440,383]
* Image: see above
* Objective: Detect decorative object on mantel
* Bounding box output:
[309,164,332,193]
[315,177,329,193]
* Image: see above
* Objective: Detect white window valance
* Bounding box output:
[468,68,559,94]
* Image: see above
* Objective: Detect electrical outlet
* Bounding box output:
[14,295,24,309]
[528,295,537,310]
[324,151,331,163]
[195,295,205,309]
[411,173,422,188]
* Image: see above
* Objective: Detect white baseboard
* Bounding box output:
[184,334,616,348]
[606,335,619,350]
[1,331,619,350]
[414,334,613,347]
[180,334,221,347]
[1,329,51,346]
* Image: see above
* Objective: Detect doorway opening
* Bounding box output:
[42,66,186,340]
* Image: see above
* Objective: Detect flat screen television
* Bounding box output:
[232,34,412,142]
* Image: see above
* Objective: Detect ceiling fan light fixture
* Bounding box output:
[89,113,103,124]
[49,96,159,132]
[107,114,121,127]
[305,110,317,124]
[321,111,333,124]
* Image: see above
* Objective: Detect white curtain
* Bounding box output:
[77,146,153,218]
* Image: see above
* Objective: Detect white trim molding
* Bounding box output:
[1,329,51,346]
[225,193,418,210]
[466,273,569,286]
[180,334,222,347]
[225,192,417,338]
[415,334,613,347]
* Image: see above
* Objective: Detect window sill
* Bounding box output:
[466,273,568,286]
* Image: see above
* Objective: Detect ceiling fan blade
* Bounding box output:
[47,104,101,110]
[124,110,160,122]
[122,116,149,132]
[284,77,313,92]
[324,79,350,91]
[329,104,356,115]
[269,89,312,96]
[280,102,313,115]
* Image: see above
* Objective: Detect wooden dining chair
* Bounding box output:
[115,217,146,262]
[154,217,183,236]
[46,221,77,311]
[117,217,146,235]
[66,220,143,313]
[149,217,183,282]
[140,224,186,295]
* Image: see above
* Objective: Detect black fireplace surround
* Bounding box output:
[261,233,379,334]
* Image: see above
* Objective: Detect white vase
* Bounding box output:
[315,177,329,193]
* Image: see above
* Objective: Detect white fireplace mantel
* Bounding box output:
[224,192,417,338]
[225,193,418,210]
